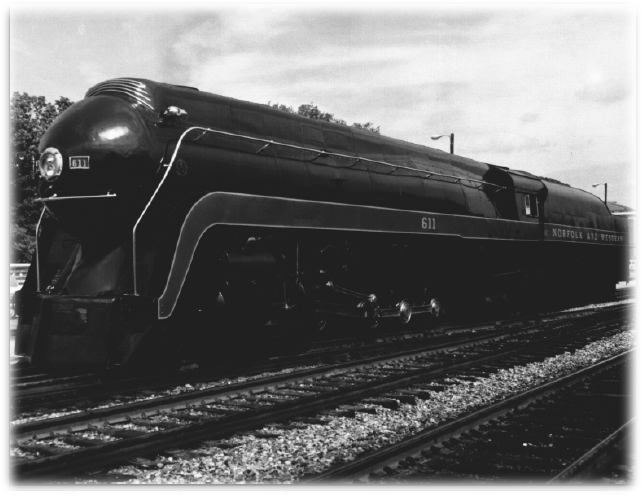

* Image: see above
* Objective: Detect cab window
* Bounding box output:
[524,194,539,217]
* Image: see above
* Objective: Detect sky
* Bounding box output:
[8,3,637,208]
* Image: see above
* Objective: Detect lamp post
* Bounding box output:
[592,183,607,204]
[431,133,454,154]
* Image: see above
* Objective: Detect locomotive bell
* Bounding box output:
[163,106,188,120]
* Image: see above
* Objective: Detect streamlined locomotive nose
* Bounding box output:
[37,94,158,201]
[36,95,161,241]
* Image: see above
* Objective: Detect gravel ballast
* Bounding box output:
[100,328,635,484]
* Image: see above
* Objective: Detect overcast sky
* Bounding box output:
[9,4,637,208]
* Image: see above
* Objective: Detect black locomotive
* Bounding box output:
[14,78,632,370]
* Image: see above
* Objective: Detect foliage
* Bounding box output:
[268,103,295,114]
[10,92,74,262]
[295,103,346,126]
[268,101,380,134]
[351,121,381,134]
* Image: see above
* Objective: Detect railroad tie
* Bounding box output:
[318,409,357,418]
[289,385,337,393]
[92,427,147,439]
[292,417,333,425]
[381,393,417,405]
[215,400,265,410]
[363,398,400,410]
[312,381,355,388]
[190,405,236,416]
[397,389,433,400]
[165,412,210,422]
[343,406,378,415]
[198,440,241,449]
[160,448,203,459]
[239,431,282,439]
[264,423,301,430]
[17,443,75,456]
[353,373,392,380]
[130,419,183,429]
[412,384,448,392]
[60,435,109,447]
[252,396,293,404]
[126,457,157,468]
[268,390,314,398]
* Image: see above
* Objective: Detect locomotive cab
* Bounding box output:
[506,170,546,224]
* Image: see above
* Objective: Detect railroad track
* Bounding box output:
[12,301,627,420]
[9,319,497,414]
[305,350,632,484]
[11,303,632,482]
[11,298,630,414]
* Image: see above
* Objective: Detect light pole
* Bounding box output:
[592,183,607,204]
[431,133,454,154]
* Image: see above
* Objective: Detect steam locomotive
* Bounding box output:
[14,78,632,370]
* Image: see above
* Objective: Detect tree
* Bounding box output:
[267,102,294,114]
[268,101,380,134]
[296,103,347,126]
[10,92,74,262]
[351,121,380,134]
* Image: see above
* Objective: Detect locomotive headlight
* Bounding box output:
[38,148,63,181]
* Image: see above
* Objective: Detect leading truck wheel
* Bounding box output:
[398,299,412,324]
[430,298,445,318]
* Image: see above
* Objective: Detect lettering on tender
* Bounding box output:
[550,227,623,243]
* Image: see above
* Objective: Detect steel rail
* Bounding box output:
[10,326,454,412]
[547,418,634,483]
[302,349,632,483]
[11,302,633,414]
[10,322,533,442]
[12,303,631,429]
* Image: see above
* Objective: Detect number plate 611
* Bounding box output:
[422,217,436,230]
[69,156,90,169]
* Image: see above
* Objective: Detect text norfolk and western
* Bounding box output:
[551,227,624,243]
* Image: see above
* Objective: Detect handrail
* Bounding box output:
[132,126,506,295]
[36,193,117,202]
[35,207,47,292]
[133,126,204,294]
[189,126,505,190]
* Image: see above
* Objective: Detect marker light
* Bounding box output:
[38,148,63,181]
